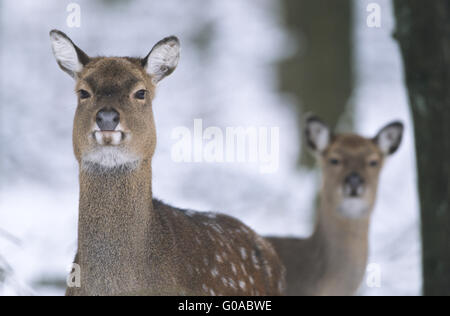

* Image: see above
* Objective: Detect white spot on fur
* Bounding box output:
[240,248,248,260]
[231,263,237,275]
[211,268,219,278]
[216,254,223,263]
[240,263,248,276]
[228,278,237,290]
[265,265,272,278]
[251,251,260,269]
[249,276,255,285]
[221,277,228,287]
[239,281,246,290]
[202,284,209,293]
[210,289,216,296]
[222,252,228,260]
[212,225,223,234]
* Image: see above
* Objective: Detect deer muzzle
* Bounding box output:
[344,172,365,197]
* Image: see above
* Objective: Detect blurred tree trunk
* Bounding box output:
[393,0,450,296]
[279,0,354,168]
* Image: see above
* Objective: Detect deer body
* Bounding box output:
[50,30,285,296]
[269,116,404,296]
[268,201,370,296]
[72,164,282,296]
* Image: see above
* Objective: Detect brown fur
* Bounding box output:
[68,161,285,296]
[50,31,285,296]
[268,118,403,296]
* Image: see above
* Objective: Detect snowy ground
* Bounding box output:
[0,0,421,296]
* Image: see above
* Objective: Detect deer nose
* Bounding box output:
[96,108,120,131]
[344,172,365,197]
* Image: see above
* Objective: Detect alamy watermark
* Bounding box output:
[67,263,81,288]
[66,3,81,28]
[171,119,280,174]
[366,263,382,288]
[367,3,382,28]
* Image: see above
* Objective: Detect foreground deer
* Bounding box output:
[49,30,285,296]
[268,115,404,296]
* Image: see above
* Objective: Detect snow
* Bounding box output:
[352,0,421,296]
[0,0,421,296]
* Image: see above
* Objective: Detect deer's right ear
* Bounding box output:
[142,36,180,84]
[305,115,331,153]
[373,121,404,156]
[49,30,90,78]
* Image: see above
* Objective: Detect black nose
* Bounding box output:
[96,108,120,131]
[344,172,365,196]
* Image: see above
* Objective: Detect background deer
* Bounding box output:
[49,30,285,296]
[268,115,404,296]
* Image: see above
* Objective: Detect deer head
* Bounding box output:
[305,115,404,219]
[49,30,180,173]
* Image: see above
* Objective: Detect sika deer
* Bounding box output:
[268,115,404,296]
[49,30,285,296]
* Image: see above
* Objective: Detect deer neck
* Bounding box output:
[309,192,370,294]
[77,159,153,294]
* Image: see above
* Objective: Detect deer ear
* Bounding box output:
[305,115,331,153]
[49,30,90,79]
[142,36,180,84]
[373,121,404,156]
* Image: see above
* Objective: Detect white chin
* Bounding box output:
[338,198,370,219]
[82,147,139,172]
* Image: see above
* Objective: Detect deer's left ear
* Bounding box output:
[49,29,90,79]
[305,114,331,153]
[142,36,180,84]
[373,121,404,155]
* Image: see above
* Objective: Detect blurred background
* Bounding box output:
[0,0,422,295]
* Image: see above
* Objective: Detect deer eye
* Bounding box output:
[134,89,147,100]
[78,89,91,99]
[369,160,379,167]
[329,158,340,166]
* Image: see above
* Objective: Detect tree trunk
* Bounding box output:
[278,0,354,168]
[393,0,450,296]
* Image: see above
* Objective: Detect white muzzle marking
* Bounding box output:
[94,123,124,146]
[82,123,139,171]
[94,131,122,146]
[338,198,370,219]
